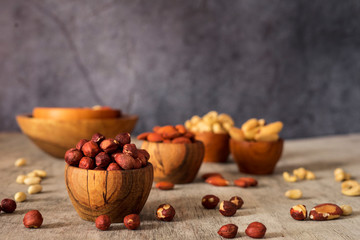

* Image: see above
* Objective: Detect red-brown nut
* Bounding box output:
[100,138,119,154]
[76,139,88,151]
[95,215,111,230]
[156,204,175,221]
[171,137,192,144]
[309,203,343,221]
[234,179,249,188]
[147,133,163,142]
[123,144,138,158]
[114,153,135,170]
[234,177,258,187]
[23,210,43,228]
[123,214,140,230]
[79,157,95,169]
[175,124,187,134]
[202,172,224,180]
[230,196,244,209]
[110,150,122,161]
[136,154,147,167]
[94,166,105,170]
[64,148,83,166]
[290,204,307,221]
[156,182,174,190]
[206,176,229,186]
[115,133,131,146]
[107,162,121,171]
[201,195,220,209]
[1,198,17,213]
[82,141,101,158]
[95,152,111,168]
[133,158,142,169]
[137,149,150,161]
[219,201,237,217]
[91,133,105,144]
[245,222,267,238]
[218,224,238,239]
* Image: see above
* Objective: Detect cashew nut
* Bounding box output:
[334,168,351,182]
[16,175,27,184]
[293,168,307,180]
[15,158,27,167]
[185,111,234,134]
[14,192,27,202]
[341,180,360,196]
[283,172,297,182]
[28,184,42,194]
[33,170,47,178]
[305,171,316,180]
[285,189,303,199]
[24,176,41,185]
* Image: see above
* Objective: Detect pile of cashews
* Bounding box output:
[185,111,234,134]
[335,168,360,196]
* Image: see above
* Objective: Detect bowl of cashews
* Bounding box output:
[229,118,284,174]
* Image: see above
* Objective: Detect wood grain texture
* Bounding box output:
[33,107,121,120]
[16,114,138,158]
[141,141,204,184]
[230,138,284,175]
[193,132,230,163]
[1,133,360,239]
[65,163,153,223]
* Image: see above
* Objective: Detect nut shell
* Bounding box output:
[218,224,238,238]
[95,215,111,230]
[23,210,43,228]
[245,222,267,238]
[123,214,140,230]
[219,201,237,217]
[202,195,220,209]
[156,204,176,221]
[1,198,17,213]
[290,205,307,220]
[230,196,244,209]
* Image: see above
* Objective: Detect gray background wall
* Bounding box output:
[1,0,360,139]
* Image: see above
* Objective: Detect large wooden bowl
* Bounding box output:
[16,114,138,158]
[193,132,230,163]
[230,138,284,175]
[65,163,153,222]
[141,141,204,184]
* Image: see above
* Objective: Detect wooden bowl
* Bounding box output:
[193,132,230,163]
[230,138,284,175]
[141,141,204,184]
[65,163,153,222]
[16,114,138,158]
[33,107,121,120]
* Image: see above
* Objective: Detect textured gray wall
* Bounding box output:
[1,0,360,139]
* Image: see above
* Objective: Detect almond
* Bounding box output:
[155,181,174,190]
[205,176,229,186]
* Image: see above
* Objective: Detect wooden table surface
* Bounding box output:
[0,133,360,239]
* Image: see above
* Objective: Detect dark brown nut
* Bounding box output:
[218,224,238,239]
[79,157,95,169]
[309,203,343,221]
[156,182,175,190]
[95,215,111,231]
[219,201,237,217]
[245,222,267,238]
[136,154,147,167]
[91,133,105,144]
[107,163,121,171]
[237,177,258,187]
[95,152,111,168]
[234,179,249,188]
[123,144,138,158]
[23,210,43,228]
[290,205,307,221]
[100,138,119,154]
[64,148,83,166]
[137,149,150,160]
[110,150,122,161]
[115,133,131,146]
[156,204,175,221]
[76,139,88,151]
[82,141,101,158]
[123,214,140,230]
[1,198,17,213]
[115,153,135,170]
[230,196,244,209]
[202,195,220,209]
[94,166,105,171]
[133,158,142,169]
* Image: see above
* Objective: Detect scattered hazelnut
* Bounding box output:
[91,133,105,144]
[156,182,175,190]
[79,157,95,169]
[100,138,119,154]
[115,133,131,146]
[123,214,140,230]
[202,195,220,209]
[156,204,175,221]
[95,152,111,168]
[290,204,307,220]
[23,210,43,228]
[245,222,267,239]
[229,196,244,209]
[82,141,101,158]
[114,153,135,170]
[76,139,88,151]
[95,215,111,230]
[123,144,138,158]
[218,224,238,239]
[219,201,237,217]
[107,163,121,171]
[64,148,83,166]
[1,198,17,213]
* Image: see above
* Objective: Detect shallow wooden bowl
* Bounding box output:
[65,163,153,222]
[141,141,204,184]
[16,114,138,158]
[230,138,284,175]
[193,132,230,163]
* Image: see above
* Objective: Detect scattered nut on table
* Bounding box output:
[245,222,267,238]
[283,172,297,182]
[205,176,229,186]
[290,204,307,220]
[340,205,353,216]
[219,201,237,217]
[202,195,220,209]
[155,181,174,190]
[14,192,27,202]
[24,176,41,185]
[23,210,43,228]
[156,204,176,221]
[28,184,42,194]
[1,198,17,213]
[218,224,238,239]
[341,180,360,196]
[285,189,303,199]
[283,168,316,182]
[15,158,27,167]
[16,175,27,184]
[123,214,140,230]
[229,196,244,209]
[309,203,342,221]
[334,168,351,182]
[95,215,111,231]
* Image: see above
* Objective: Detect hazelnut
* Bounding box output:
[290,204,307,221]
[107,163,121,171]
[115,132,131,146]
[245,222,267,238]
[229,196,244,209]
[136,154,147,167]
[95,215,111,230]
[137,149,150,160]
[76,139,88,151]
[123,214,140,230]
[123,144,138,158]
[202,195,220,209]
[219,201,237,217]
[156,204,176,221]
[114,153,135,170]
[100,138,119,153]
[1,198,17,213]
[91,133,105,144]
[79,157,95,169]
[23,210,43,228]
[218,224,238,239]
[95,152,111,168]
[133,158,142,169]
[64,148,83,166]
[82,141,101,158]
[110,150,123,161]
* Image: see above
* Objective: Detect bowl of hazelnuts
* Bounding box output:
[64,132,153,223]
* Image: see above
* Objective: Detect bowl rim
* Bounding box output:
[16,113,138,122]
[192,131,230,137]
[230,138,284,144]
[140,140,203,145]
[65,162,153,173]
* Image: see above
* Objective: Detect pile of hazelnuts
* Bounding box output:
[64,132,150,170]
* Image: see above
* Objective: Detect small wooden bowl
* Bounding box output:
[230,138,284,175]
[65,163,153,222]
[193,132,230,163]
[16,114,138,158]
[141,141,204,184]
